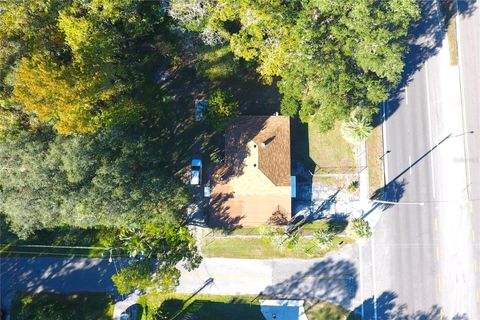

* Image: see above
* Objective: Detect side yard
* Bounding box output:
[199,220,358,259]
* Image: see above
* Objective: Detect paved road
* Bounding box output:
[359,0,479,318]
[0,257,126,313]
[177,244,363,311]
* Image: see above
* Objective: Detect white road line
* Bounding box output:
[454,0,472,200]
[371,233,378,320]
[382,101,389,183]
[425,62,437,199]
[358,244,365,319]
[409,155,412,175]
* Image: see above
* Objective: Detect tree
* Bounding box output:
[2,0,167,135]
[348,219,372,239]
[170,0,420,130]
[205,89,239,130]
[113,222,202,294]
[0,124,190,238]
[341,112,374,144]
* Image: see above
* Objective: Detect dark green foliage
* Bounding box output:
[113,222,202,294]
[205,89,240,130]
[0,125,190,238]
[171,0,420,130]
[11,292,113,320]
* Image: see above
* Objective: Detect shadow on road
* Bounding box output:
[351,291,469,319]
[0,257,125,311]
[377,0,478,126]
[260,258,358,310]
[363,133,453,217]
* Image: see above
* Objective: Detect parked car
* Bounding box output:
[191,158,202,185]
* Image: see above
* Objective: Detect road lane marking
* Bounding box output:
[454,0,472,201]
[472,230,476,242]
[358,244,365,320]
[425,62,437,199]
[409,155,412,175]
[437,277,443,293]
[371,234,378,320]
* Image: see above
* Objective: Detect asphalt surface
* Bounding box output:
[359,0,480,318]
[0,257,125,313]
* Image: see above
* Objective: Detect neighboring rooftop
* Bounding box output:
[210,116,292,227]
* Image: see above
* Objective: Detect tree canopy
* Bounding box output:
[0,124,190,238]
[170,0,420,130]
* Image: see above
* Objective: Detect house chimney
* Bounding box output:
[261,142,266,148]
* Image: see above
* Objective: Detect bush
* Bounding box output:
[205,89,239,130]
[314,225,336,249]
[348,219,372,239]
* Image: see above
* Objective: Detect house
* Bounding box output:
[260,300,308,320]
[210,116,292,226]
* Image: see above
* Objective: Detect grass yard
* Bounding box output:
[201,234,354,259]
[138,293,263,320]
[306,122,356,175]
[0,216,121,257]
[11,292,114,320]
[292,120,356,188]
[138,293,360,320]
[439,0,458,65]
[367,124,384,196]
[306,301,361,320]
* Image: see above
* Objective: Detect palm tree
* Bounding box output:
[341,113,373,145]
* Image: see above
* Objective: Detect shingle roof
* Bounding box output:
[225,116,291,186]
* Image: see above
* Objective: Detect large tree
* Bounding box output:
[0,124,190,238]
[0,0,166,135]
[170,0,420,131]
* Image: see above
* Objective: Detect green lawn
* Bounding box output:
[367,124,384,196]
[138,293,360,320]
[138,293,263,320]
[0,216,121,257]
[306,301,361,320]
[292,120,356,188]
[11,292,114,320]
[201,234,354,259]
[306,122,356,174]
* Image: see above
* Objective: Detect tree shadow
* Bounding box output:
[206,191,244,233]
[377,0,478,126]
[260,258,358,310]
[291,119,315,184]
[0,256,129,313]
[210,116,269,184]
[351,291,470,319]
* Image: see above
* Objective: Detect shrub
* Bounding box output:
[348,219,372,239]
[314,225,336,249]
[205,89,239,130]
